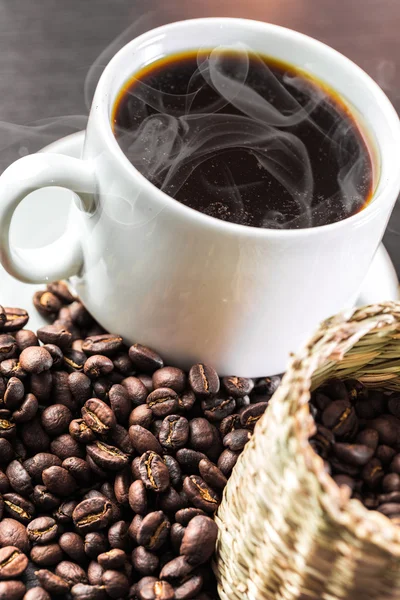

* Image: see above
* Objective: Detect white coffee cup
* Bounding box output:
[0,18,399,376]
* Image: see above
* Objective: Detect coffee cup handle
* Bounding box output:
[0,153,95,284]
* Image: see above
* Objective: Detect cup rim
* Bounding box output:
[93,17,400,238]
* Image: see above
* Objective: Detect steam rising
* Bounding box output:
[115,44,372,228]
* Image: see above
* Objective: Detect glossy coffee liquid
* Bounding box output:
[112,49,374,229]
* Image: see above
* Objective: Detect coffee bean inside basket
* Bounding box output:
[0,281,282,597]
[310,378,400,519]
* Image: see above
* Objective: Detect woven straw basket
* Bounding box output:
[215,301,400,600]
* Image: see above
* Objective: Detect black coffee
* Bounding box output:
[112,49,374,229]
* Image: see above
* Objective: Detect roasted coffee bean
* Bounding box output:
[217,449,240,477]
[32,486,60,512]
[42,466,77,496]
[84,355,114,380]
[0,335,18,361]
[33,291,62,317]
[388,394,400,419]
[382,473,400,492]
[68,372,92,404]
[87,441,128,472]
[390,454,400,474]
[121,377,148,406]
[136,511,170,551]
[43,344,64,370]
[140,579,174,600]
[56,561,88,586]
[362,458,384,489]
[6,461,32,496]
[12,393,38,424]
[332,443,374,467]
[219,415,241,437]
[112,468,130,506]
[333,475,356,492]
[183,476,219,513]
[176,390,195,413]
[21,419,50,453]
[41,404,72,436]
[139,452,170,493]
[88,561,104,585]
[24,453,62,483]
[176,449,207,474]
[146,388,179,418]
[30,543,63,567]
[132,547,159,576]
[159,416,189,450]
[152,368,186,394]
[62,457,92,486]
[59,532,86,563]
[253,375,281,397]
[54,500,78,524]
[63,350,86,374]
[102,569,130,599]
[3,378,24,411]
[3,494,34,523]
[163,455,182,488]
[344,379,368,403]
[51,371,76,411]
[108,384,131,425]
[71,583,107,600]
[170,523,186,553]
[23,587,51,600]
[86,456,108,479]
[239,402,268,429]
[179,515,218,566]
[0,519,29,553]
[47,281,75,304]
[189,419,215,453]
[0,417,15,440]
[129,515,143,541]
[127,344,163,374]
[0,546,28,579]
[73,497,113,533]
[222,429,250,451]
[198,459,227,491]
[84,532,108,559]
[97,548,126,570]
[369,415,400,446]
[69,301,93,328]
[129,405,153,429]
[202,397,236,422]
[0,308,5,331]
[189,364,219,399]
[222,376,254,398]
[355,428,379,451]
[0,440,13,467]
[175,508,206,526]
[376,445,397,465]
[69,419,96,444]
[19,346,53,374]
[355,391,386,420]
[322,400,357,438]
[30,372,52,403]
[82,335,123,357]
[35,569,70,595]
[309,425,335,459]
[0,472,9,494]
[158,487,187,513]
[37,324,73,350]
[127,480,147,515]
[129,425,162,455]
[82,398,116,434]
[108,520,131,552]
[0,359,27,380]
[0,580,25,600]
[113,353,134,377]
[2,308,29,333]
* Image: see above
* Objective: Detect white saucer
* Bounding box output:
[1,131,399,333]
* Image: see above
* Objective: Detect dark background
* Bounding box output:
[0,0,399,272]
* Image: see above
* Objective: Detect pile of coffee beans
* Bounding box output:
[310,378,400,522]
[0,283,280,600]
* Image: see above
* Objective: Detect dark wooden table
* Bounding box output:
[0,0,399,272]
